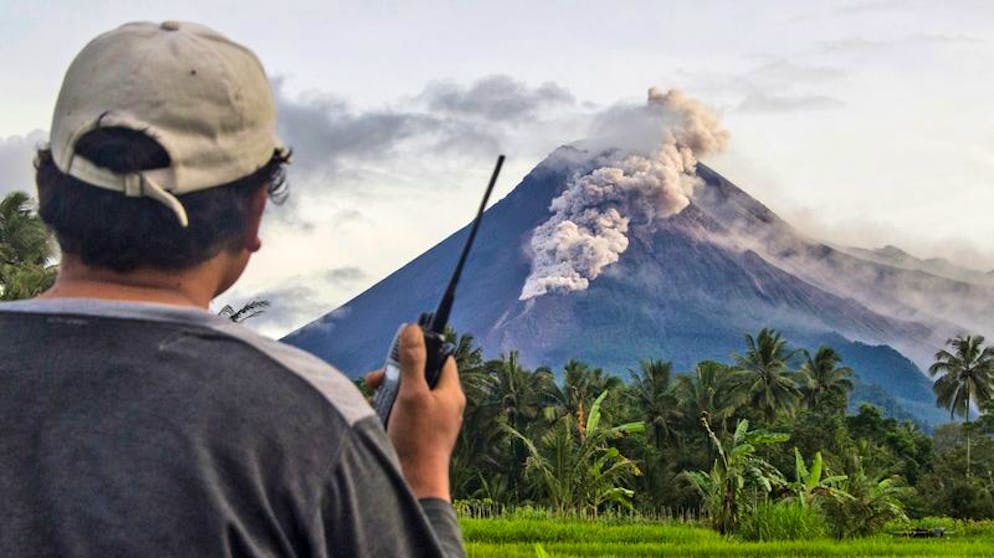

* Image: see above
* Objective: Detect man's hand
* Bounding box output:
[363,324,465,501]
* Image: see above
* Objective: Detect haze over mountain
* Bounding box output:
[283,92,992,428]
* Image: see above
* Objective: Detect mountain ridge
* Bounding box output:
[843,245,994,286]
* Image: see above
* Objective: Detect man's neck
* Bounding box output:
[40,256,223,309]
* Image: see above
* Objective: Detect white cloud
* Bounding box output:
[0,131,45,198]
[737,93,845,113]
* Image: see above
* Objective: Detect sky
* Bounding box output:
[1,0,992,337]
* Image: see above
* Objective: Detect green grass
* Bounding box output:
[462,517,994,557]
[738,500,827,541]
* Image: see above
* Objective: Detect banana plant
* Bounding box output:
[790,447,849,508]
[507,391,645,514]
[685,418,789,534]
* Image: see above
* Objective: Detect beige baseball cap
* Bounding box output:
[50,21,286,227]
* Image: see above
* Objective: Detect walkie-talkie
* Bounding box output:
[373,155,505,426]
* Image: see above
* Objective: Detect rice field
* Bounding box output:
[462,518,994,557]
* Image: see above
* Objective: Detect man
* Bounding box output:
[0,21,467,557]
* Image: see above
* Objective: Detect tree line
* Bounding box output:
[428,326,994,538]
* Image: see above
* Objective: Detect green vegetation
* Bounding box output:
[737,500,826,541]
[449,327,994,543]
[507,391,645,513]
[0,191,55,299]
[685,418,788,534]
[461,517,994,557]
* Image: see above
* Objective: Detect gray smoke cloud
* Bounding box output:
[273,74,576,186]
[273,77,499,181]
[419,75,575,121]
[519,88,729,300]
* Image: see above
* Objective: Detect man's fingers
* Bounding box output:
[397,324,429,393]
[364,369,385,390]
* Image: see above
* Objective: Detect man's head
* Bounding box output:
[36,21,288,287]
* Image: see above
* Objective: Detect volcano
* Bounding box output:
[282,146,993,426]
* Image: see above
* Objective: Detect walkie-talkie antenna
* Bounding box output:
[428,155,505,333]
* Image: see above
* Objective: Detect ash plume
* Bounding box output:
[519,88,729,300]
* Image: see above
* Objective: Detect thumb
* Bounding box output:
[397,324,429,394]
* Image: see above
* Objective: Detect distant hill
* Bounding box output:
[842,245,994,287]
[283,146,985,427]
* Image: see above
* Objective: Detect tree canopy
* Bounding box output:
[0,191,55,300]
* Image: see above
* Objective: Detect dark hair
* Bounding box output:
[35,127,290,272]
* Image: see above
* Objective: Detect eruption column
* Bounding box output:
[519,88,729,300]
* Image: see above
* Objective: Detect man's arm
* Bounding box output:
[200,320,466,556]
[322,417,466,558]
[320,324,466,557]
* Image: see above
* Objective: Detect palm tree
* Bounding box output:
[1,264,57,300]
[490,352,550,431]
[674,360,746,439]
[446,327,485,374]
[443,329,503,500]
[217,299,270,322]
[554,359,622,439]
[733,328,801,423]
[452,387,507,500]
[797,347,854,412]
[0,192,50,264]
[443,327,489,405]
[627,359,681,449]
[480,352,558,502]
[928,335,994,477]
[0,191,55,299]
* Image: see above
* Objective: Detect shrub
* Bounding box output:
[737,500,827,541]
[821,469,908,539]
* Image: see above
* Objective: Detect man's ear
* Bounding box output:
[244,186,268,253]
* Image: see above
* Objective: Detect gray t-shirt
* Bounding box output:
[0,298,465,557]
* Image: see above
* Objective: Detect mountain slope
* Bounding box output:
[283,147,970,426]
[692,165,993,358]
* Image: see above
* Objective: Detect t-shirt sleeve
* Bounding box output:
[417,498,465,558]
[320,417,467,558]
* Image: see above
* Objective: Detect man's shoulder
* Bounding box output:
[0,297,374,426]
[206,315,375,426]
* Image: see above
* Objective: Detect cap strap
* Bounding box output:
[139,175,190,227]
[65,154,190,228]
